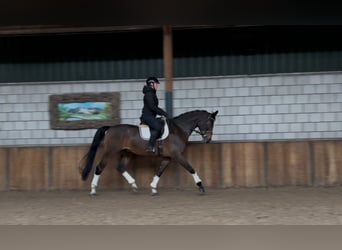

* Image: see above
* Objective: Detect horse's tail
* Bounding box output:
[80,126,110,181]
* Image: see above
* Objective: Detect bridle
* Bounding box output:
[192,116,215,137]
[193,128,213,136]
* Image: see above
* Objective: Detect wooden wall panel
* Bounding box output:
[313,141,342,186]
[232,142,265,187]
[2,140,341,191]
[198,143,221,188]
[9,147,49,190]
[220,143,234,187]
[181,143,222,188]
[286,142,311,185]
[0,148,8,191]
[52,146,89,190]
[267,142,287,186]
[268,142,311,186]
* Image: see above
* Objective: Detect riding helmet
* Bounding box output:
[146,76,160,85]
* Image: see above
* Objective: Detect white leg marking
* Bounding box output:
[90,174,100,195]
[150,175,160,189]
[90,187,96,195]
[91,174,100,187]
[192,172,202,183]
[122,171,135,184]
[150,175,160,195]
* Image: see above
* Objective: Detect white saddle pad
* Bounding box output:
[138,122,169,141]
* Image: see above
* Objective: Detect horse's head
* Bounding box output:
[196,110,218,143]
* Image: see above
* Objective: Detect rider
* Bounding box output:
[140,76,169,152]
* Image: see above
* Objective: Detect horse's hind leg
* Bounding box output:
[117,156,138,192]
[90,152,121,195]
[89,153,112,195]
[175,154,205,193]
[150,159,170,196]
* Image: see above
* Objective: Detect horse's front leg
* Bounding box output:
[150,159,170,196]
[175,154,205,193]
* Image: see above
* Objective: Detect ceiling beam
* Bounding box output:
[0,25,236,36]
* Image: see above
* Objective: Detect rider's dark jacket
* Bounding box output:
[140,85,168,120]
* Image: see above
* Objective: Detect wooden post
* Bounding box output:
[163,25,173,117]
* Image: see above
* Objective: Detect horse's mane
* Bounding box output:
[171,110,208,120]
[168,110,208,132]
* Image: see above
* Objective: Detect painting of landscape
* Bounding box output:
[58,102,111,121]
[49,92,120,130]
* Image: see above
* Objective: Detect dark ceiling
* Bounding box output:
[1,0,342,35]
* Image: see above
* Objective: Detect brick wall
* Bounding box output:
[1,72,342,146]
[174,72,342,141]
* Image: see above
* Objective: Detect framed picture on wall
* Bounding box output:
[49,92,120,130]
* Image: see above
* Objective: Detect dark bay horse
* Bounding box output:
[80,109,218,195]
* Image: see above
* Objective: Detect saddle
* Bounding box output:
[138,121,169,141]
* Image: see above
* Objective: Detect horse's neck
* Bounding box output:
[175,120,197,134]
[172,115,199,138]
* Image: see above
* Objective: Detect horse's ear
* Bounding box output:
[212,110,218,118]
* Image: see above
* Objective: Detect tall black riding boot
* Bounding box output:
[146,130,159,152]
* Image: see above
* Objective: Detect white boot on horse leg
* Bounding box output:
[192,172,205,193]
[150,175,160,196]
[122,171,138,192]
[90,174,100,195]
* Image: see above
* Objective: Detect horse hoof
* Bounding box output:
[151,188,159,196]
[89,192,97,196]
[131,183,138,192]
[198,187,206,194]
[196,181,205,194]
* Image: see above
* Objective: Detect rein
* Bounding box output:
[193,129,213,136]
